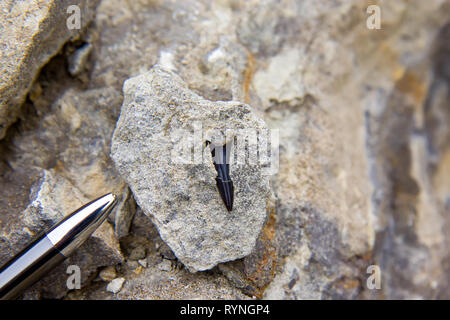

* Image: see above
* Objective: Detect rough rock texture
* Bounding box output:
[0,0,449,299]
[0,0,100,139]
[111,65,271,271]
[0,168,123,299]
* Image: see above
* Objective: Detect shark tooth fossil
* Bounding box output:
[206,141,234,212]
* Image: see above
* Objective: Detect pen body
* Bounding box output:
[0,234,65,300]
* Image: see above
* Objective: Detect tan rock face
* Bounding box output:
[0,0,449,299]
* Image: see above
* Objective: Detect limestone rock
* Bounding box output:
[0,0,100,139]
[111,65,271,271]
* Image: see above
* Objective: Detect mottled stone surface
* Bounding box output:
[0,0,449,299]
[111,65,271,271]
[0,0,100,139]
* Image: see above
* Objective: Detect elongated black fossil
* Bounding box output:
[206,141,234,212]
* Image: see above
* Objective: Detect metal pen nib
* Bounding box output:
[0,193,117,300]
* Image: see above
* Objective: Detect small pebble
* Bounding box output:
[68,43,92,76]
[158,260,172,272]
[134,266,143,275]
[106,277,125,294]
[129,246,146,261]
[99,266,117,282]
[126,260,139,269]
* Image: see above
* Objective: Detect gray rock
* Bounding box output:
[111,65,271,271]
[3,84,134,239]
[157,260,173,272]
[0,0,100,139]
[106,277,125,294]
[99,266,117,282]
[125,260,139,270]
[112,263,247,300]
[0,168,123,299]
[138,259,148,268]
[1,0,449,300]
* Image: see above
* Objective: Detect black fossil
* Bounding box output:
[206,141,234,212]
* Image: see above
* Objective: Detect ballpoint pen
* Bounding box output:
[0,193,118,300]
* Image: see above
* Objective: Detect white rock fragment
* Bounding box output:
[106,277,125,294]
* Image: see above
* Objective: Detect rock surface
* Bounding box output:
[0,0,100,139]
[0,168,123,299]
[0,0,449,299]
[111,65,271,271]
[106,277,125,294]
